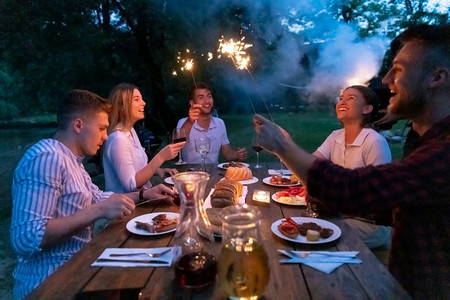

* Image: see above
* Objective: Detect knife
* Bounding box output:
[280,258,362,264]
[96,258,168,264]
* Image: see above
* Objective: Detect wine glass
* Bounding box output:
[304,196,319,218]
[172,128,187,165]
[195,137,210,171]
[252,137,263,168]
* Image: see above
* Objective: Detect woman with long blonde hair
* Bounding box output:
[103,83,185,193]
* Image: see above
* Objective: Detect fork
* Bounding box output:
[286,250,357,258]
[109,249,171,257]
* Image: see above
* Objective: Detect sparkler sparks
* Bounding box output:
[174,49,197,87]
[217,36,252,70]
[217,35,274,122]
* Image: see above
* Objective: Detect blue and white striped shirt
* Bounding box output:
[10,139,113,299]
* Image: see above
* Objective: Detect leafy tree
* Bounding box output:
[0,0,447,129]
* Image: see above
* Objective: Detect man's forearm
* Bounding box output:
[41,204,103,248]
[180,119,194,137]
[277,140,316,183]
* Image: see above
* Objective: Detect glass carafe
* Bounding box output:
[218,204,270,300]
[171,171,217,290]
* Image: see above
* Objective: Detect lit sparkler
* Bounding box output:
[175,49,197,87]
[217,36,252,70]
[218,36,274,122]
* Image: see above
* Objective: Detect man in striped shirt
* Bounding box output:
[10,90,175,299]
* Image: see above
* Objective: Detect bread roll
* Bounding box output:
[225,166,252,181]
[206,208,223,226]
[210,179,243,208]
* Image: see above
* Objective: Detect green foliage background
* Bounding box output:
[0,0,447,132]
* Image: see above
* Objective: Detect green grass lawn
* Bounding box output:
[221,110,407,163]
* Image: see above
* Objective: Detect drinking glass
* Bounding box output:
[218,204,270,299]
[304,197,319,218]
[172,128,187,165]
[195,137,210,171]
[252,137,263,169]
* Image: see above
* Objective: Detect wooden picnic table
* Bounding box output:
[27,163,410,299]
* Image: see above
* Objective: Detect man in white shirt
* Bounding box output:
[10,90,174,299]
[177,82,247,164]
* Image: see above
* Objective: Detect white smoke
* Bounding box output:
[306,24,389,100]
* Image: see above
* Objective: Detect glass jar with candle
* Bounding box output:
[217,204,270,299]
[171,171,217,290]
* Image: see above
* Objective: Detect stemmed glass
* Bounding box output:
[252,137,263,168]
[195,137,210,171]
[172,128,187,165]
[304,197,319,218]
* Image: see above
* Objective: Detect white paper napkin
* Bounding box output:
[278,250,360,274]
[92,247,181,268]
[268,169,292,175]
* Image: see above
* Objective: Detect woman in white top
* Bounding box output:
[313,85,392,249]
[103,83,186,193]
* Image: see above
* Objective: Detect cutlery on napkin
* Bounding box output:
[278,250,361,274]
[92,247,181,267]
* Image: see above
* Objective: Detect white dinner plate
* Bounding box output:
[238,176,258,185]
[126,212,180,236]
[271,217,341,244]
[217,162,250,169]
[272,194,306,206]
[262,176,301,187]
[164,177,173,185]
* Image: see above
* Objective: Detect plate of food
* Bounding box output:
[126,212,179,236]
[272,186,307,206]
[262,175,301,187]
[271,217,341,244]
[164,177,174,185]
[218,162,250,169]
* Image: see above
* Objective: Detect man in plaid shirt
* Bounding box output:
[254,23,450,299]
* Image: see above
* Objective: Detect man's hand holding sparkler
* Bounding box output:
[188,103,202,122]
[253,114,316,182]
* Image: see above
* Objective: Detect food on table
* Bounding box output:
[275,186,306,205]
[222,161,245,169]
[290,174,300,184]
[298,222,334,239]
[277,217,334,240]
[225,166,252,181]
[297,222,322,236]
[211,179,243,208]
[269,174,296,185]
[206,208,223,226]
[152,213,167,223]
[306,229,320,241]
[277,218,299,239]
[135,213,179,233]
[319,228,334,239]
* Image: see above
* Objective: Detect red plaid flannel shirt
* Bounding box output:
[308,116,450,299]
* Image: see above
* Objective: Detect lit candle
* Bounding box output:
[252,190,270,203]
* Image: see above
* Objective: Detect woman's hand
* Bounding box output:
[143,184,175,201]
[158,142,186,161]
[157,168,178,177]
